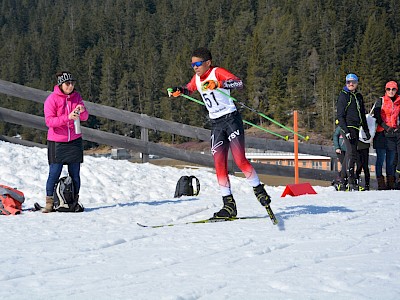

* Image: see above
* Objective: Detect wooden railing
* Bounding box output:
[0,78,343,181]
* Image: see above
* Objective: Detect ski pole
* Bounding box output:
[167,88,288,140]
[214,89,310,141]
[167,88,204,106]
[242,120,289,140]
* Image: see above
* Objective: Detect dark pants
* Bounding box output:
[396,133,400,175]
[46,139,83,196]
[336,151,346,181]
[46,163,81,196]
[375,148,396,177]
[342,128,360,184]
[356,148,370,185]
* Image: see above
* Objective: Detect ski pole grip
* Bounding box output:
[167,88,173,97]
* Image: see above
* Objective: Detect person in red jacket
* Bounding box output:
[42,71,89,212]
[373,81,400,190]
[169,47,271,219]
[396,114,400,189]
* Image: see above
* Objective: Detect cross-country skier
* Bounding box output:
[169,47,271,219]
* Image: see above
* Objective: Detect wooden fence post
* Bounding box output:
[141,127,149,163]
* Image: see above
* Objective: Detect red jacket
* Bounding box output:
[376,94,400,132]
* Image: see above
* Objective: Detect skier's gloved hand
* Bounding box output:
[169,87,185,98]
[202,80,221,90]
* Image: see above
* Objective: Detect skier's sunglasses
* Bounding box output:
[346,80,358,85]
[386,88,397,92]
[191,60,207,68]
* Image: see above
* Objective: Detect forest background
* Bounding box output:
[1,0,400,146]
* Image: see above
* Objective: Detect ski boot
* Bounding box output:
[212,195,237,219]
[333,177,348,191]
[253,184,271,206]
[346,179,358,191]
[355,177,365,191]
[337,182,347,191]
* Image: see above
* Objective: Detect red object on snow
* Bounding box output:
[281,183,317,197]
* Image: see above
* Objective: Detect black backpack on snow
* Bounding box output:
[53,176,84,212]
[174,176,200,198]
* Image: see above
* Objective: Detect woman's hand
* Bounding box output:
[68,110,80,120]
[75,104,85,113]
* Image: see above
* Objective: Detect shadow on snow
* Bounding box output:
[84,197,200,212]
[275,205,355,231]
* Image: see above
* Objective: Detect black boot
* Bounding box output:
[253,184,271,206]
[387,175,396,190]
[396,171,400,190]
[213,195,237,218]
[377,176,386,190]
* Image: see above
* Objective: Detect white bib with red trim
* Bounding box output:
[195,68,236,119]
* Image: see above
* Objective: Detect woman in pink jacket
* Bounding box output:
[42,71,89,212]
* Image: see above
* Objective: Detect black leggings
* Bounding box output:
[342,128,360,184]
[356,148,370,184]
[336,151,346,180]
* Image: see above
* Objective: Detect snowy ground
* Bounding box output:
[0,140,399,300]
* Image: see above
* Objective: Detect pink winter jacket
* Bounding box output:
[44,85,89,142]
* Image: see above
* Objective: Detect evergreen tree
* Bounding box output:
[1,0,400,141]
[357,12,392,107]
[267,66,287,124]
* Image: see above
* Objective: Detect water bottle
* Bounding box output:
[74,111,81,134]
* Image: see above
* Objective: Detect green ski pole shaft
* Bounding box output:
[167,88,287,140]
[243,120,288,140]
[214,89,309,141]
[167,88,204,105]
